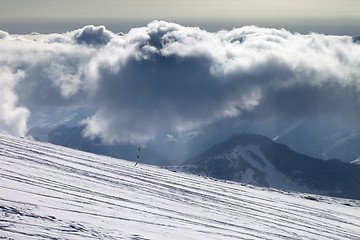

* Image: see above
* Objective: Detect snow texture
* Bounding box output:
[229,145,304,191]
[1,133,359,239]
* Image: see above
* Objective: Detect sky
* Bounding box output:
[1,0,360,35]
[1,1,360,162]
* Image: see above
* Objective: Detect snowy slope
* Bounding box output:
[1,133,359,239]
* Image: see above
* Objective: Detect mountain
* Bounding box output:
[1,132,359,239]
[46,125,172,166]
[178,133,360,200]
[273,122,360,163]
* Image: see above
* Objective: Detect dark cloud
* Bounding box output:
[242,81,360,123]
[353,37,360,44]
[1,21,360,150]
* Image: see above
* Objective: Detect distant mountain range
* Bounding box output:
[177,133,360,200]
[30,125,172,166]
[272,122,360,163]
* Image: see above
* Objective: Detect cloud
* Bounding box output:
[0,30,9,39]
[1,21,360,143]
[83,21,360,143]
[0,67,29,136]
[166,134,177,142]
[70,25,115,46]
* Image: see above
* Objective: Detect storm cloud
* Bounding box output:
[0,21,359,145]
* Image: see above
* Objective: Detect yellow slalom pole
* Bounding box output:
[135,144,141,166]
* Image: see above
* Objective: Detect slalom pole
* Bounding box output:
[135,144,141,166]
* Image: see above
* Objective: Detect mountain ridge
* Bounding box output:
[179,133,360,200]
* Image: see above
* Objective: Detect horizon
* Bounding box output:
[1,0,360,35]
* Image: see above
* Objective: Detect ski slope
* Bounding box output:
[0,133,359,239]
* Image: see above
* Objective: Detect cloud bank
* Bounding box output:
[0,21,359,145]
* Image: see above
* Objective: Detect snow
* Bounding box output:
[229,145,309,192]
[241,168,255,184]
[351,158,360,164]
[1,133,360,239]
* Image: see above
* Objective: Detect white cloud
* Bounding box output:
[0,30,9,39]
[0,67,29,136]
[1,21,360,143]
[166,134,177,142]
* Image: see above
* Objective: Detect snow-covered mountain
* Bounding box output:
[1,132,359,239]
[179,134,360,200]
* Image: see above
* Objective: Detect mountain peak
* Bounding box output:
[187,133,287,164]
[180,133,360,200]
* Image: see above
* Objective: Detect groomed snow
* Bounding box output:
[1,133,359,239]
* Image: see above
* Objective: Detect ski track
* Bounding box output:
[0,133,360,239]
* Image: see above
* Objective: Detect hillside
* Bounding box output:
[179,134,360,200]
[0,133,359,239]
